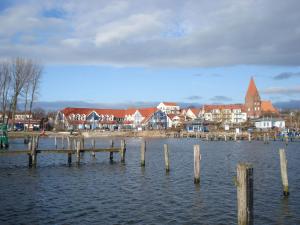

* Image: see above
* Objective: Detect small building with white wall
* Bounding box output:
[254,118,285,130]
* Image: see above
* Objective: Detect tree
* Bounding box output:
[10,57,34,126]
[0,61,11,124]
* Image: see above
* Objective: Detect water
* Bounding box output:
[0,137,300,224]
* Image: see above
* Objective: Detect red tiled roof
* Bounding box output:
[203,104,246,112]
[62,108,125,118]
[246,77,260,99]
[94,109,125,118]
[162,102,177,106]
[138,107,157,118]
[261,101,278,114]
[189,108,201,116]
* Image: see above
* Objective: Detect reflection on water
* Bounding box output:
[0,137,300,224]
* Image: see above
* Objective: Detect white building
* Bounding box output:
[157,102,180,114]
[200,104,247,124]
[255,118,285,130]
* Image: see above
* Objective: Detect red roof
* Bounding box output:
[261,101,278,114]
[62,108,125,118]
[203,104,246,112]
[246,77,260,99]
[138,107,157,118]
[189,108,201,116]
[162,102,177,106]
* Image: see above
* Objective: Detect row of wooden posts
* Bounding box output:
[24,136,126,168]
[139,140,289,225]
[172,132,296,144]
[15,136,291,225]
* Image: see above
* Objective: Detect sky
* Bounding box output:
[0,0,300,109]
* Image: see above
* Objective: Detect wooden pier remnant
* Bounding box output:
[76,140,81,164]
[279,149,289,196]
[164,144,170,172]
[110,140,114,162]
[61,136,64,149]
[237,163,253,225]
[91,138,96,157]
[54,136,57,149]
[140,140,146,167]
[28,138,33,167]
[248,133,251,142]
[31,136,38,167]
[194,145,201,184]
[120,140,126,163]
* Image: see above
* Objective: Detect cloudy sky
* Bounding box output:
[0,0,300,109]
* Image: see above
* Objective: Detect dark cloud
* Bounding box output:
[1,1,300,67]
[273,72,300,80]
[186,95,202,100]
[274,100,300,109]
[262,86,300,95]
[210,96,232,102]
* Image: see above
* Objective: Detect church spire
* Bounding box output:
[246,77,260,99]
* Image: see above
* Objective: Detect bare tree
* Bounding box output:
[0,61,11,124]
[10,58,35,126]
[28,64,43,129]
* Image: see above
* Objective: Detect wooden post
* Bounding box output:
[206,134,209,141]
[237,163,253,225]
[285,136,288,146]
[76,141,81,164]
[164,144,170,172]
[91,138,96,157]
[54,136,57,149]
[234,133,237,141]
[28,138,32,167]
[194,145,201,184]
[120,140,126,163]
[110,140,114,162]
[67,137,72,165]
[248,133,251,142]
[279,149,289,196]
[61,136,64,149]
[67,136,71,150]
[140,140,146,167]
[224,135,227,142]
[31,136,37,167]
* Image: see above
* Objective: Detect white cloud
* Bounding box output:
[1,0,300,67]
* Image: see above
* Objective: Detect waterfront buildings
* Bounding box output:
[55,78,282,131]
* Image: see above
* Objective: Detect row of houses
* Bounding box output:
[55,103,183,131]
[54,102,285,131]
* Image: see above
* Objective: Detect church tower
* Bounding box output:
[245,77,261,118]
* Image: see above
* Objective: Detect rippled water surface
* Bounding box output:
[0,137,300,224]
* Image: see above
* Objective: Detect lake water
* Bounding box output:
[0,137,299,224]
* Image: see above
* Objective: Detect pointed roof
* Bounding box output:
[261,101,278,114]
[246,77,260,98]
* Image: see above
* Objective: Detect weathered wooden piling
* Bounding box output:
[206,134,209,141]
[31,136,37,167]
[28,138,33,167]
[110,140,114,162]
[224,135,227,142]
[194,145,201,184]
[140,140,146,167]
[279,149,289,196]
[164,144,170,172]
[54,136,57,149]
[76,141,81,164]
[61,136,64,149]
[234,133,237,141]
[91,138,96,157]
[248,133,251,142]
[120,140,126,163]
[237,163,253,225]
[285,136,288,146]
[67,137,72,165]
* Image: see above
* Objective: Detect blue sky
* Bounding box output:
[1,0,300,109]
